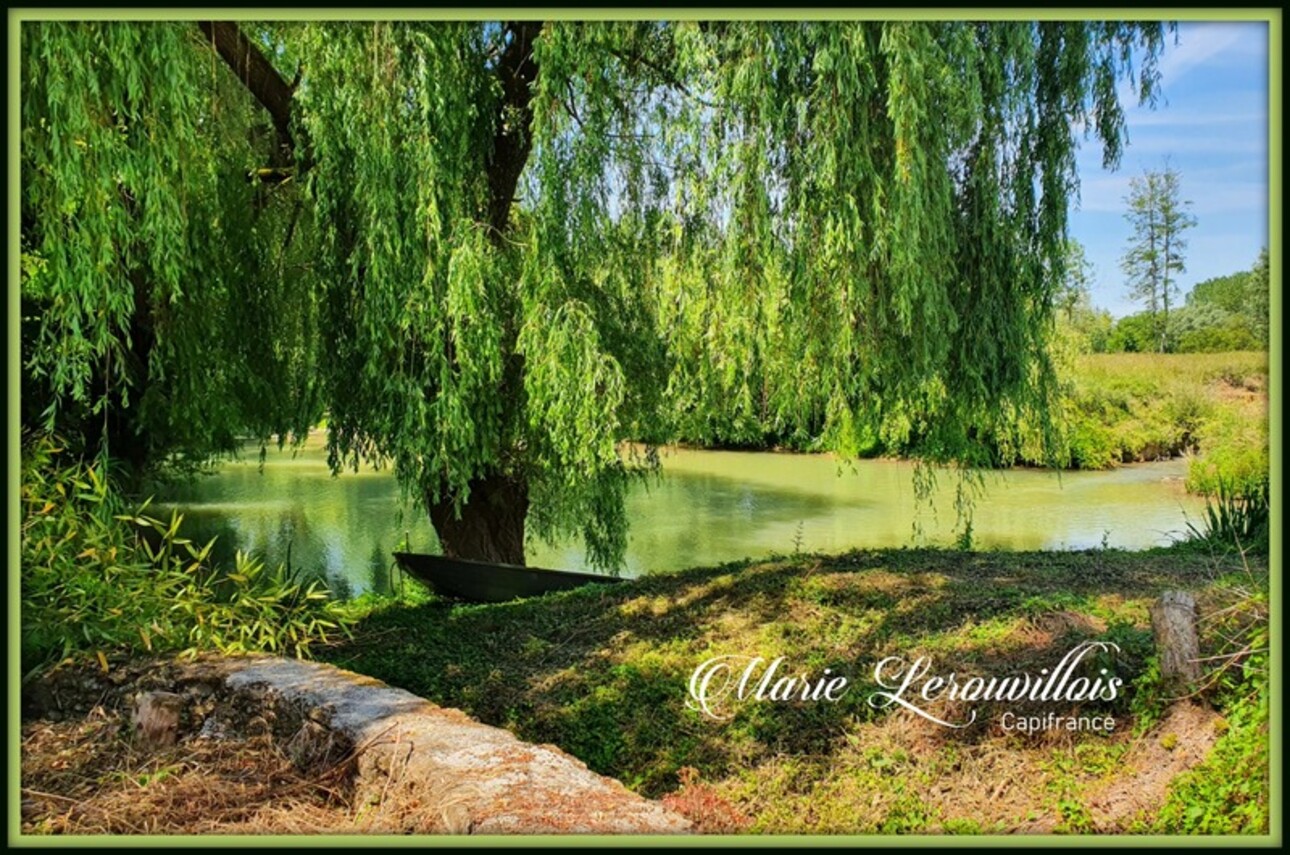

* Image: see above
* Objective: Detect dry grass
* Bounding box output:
[20,706,458,835]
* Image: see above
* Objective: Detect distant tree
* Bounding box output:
[1120,165,1197,352]
[1079,308,1116,354]
[1181,247,1269,351]
[1057,240,1095,323]
[1169,304,1258,353]
[1187,271,1249,314]
[1106,311,1158,353]
[1054,240,1114,353]
[1246,247,1270,347]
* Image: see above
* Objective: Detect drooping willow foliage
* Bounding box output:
[649,21,1167,467]
[21,20,1167,567]
[21,22,323,473]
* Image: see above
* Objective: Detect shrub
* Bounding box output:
[1184,477,1270,556]
[1187,407,1269,500]
[21,434,350,674]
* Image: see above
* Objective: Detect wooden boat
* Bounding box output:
[392,551,626,603]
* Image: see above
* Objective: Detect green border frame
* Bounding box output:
[6,6,1281,848]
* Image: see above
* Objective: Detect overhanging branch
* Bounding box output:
[486,21,543,239]
[197,21,302,169]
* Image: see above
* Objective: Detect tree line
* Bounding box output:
[1057,161,1267,355]
[1060,248,1269,355]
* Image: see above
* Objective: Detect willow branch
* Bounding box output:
[486,21,543,239]
[197,21,307,171]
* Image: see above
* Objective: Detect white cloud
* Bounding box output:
[1074,174,1266,215]
[1119,131,1266,157]
[1116,22,1254,106]
[1126,109,1264,128]
[1157,23,1247,87]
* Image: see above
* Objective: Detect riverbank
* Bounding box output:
[1060,352,1267,491]
[321,544,1268,834]
[663,351,1269,493]
[21,543,1268,835]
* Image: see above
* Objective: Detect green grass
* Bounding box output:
[1153,674,1268,834]
[1058,353,1268,494]
[322,545,1266,833]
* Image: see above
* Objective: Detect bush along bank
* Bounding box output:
[669,352,1269,503]
[20,433,351,676]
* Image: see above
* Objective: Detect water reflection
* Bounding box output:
[156,437,1208,597]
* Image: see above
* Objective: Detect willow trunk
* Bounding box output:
[422,23,541,566]
[427,474,530,566]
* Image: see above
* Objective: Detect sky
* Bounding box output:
[1068,21,1270,319]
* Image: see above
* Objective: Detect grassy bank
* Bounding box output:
[1059,352,1268,494]
[324,545,1268,834]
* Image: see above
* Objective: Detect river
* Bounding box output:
[155,436,1208,597]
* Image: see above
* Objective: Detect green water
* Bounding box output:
[156,435,1208,597]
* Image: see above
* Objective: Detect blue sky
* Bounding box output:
[1068,21,1270,318]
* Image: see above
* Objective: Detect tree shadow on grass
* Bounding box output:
[321,546,1241,796]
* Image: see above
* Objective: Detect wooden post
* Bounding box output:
[1149,590,1202,689]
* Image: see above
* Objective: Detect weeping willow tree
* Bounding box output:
[21,22,323,478]
[21,19,1167,568]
